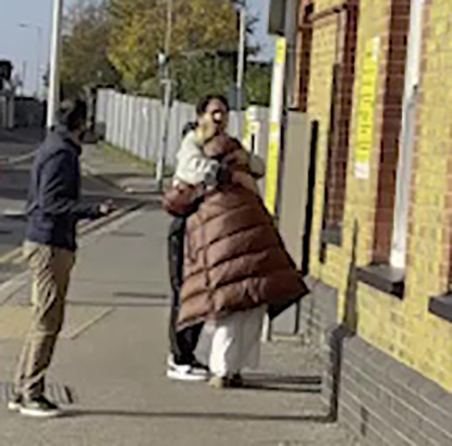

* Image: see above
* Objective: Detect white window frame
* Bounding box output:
[390,0,425,269]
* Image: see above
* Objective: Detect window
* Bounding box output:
[390,0,425,269]
[357,0,425,298]
[296,3,314,113]
[319,2,359,248]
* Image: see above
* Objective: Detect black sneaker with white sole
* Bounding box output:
[167,356,209,381]
[19,396,62,418]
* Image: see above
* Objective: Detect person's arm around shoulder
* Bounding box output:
[223,145,266,180]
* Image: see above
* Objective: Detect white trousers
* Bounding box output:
[196,306,266,378]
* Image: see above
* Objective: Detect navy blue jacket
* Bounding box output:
[25,126,101,251]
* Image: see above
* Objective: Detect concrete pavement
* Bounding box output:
[0,205,358,446]
[81,144,162,194]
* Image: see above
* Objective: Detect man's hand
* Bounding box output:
[99,200,116,216]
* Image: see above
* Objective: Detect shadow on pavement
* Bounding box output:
[109,231,147,238]
[112,292,168,299]
[66,300,169,309]
[66,292,169,308]
[240,373,322,394]
[87,172,166,196]
[68,409,330,423]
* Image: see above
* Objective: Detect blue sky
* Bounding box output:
[0,0,275,96]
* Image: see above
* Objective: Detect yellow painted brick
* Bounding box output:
[305,0,452,393]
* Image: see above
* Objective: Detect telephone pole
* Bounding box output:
[236,2,247,112]
[47,0,64,129]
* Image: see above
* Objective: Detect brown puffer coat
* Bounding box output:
[177,182,309,330]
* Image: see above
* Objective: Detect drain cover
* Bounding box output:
[0,381,74,405]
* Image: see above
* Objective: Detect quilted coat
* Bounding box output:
[177,136,308,329]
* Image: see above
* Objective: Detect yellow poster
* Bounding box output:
[355,37,380,179]
[265,37,287,214]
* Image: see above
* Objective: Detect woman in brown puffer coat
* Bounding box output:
[177,134,309,388]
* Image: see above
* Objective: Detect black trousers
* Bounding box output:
[168,216,204,365]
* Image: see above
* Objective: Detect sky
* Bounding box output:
[0,0,275,96]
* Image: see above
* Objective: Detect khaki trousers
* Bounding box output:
[15,241,75,399]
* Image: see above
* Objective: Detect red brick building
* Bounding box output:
[283,0,452,444]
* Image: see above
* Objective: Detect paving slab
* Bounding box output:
[0,207,359,446]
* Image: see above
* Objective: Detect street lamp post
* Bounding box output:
[21,61,28,96]
[236,3,246,112]
[47,0,64,129]
[156,0,173,190]
[18,24,43,97]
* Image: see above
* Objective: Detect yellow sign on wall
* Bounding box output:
[265,37,287,214]
[355,37,380,180]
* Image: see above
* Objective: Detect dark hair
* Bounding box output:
[181,121,197,138]
[196,94,230,117]
[56,99,88,131]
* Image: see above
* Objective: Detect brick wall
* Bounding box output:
[352,0,452,392]
[292,0,452,444]
[339,336,452,446]
[308,0,407,286]
[302,0,359,240]
[301,280,452,446]
[371,0,410,262]
[302,277,339,345]
[324,1,359,233]
[295,2,314,113]
[302,0,452,388]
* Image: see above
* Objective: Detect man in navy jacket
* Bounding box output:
[9,100,112,418]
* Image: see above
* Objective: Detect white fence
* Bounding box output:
[95,89,266,167]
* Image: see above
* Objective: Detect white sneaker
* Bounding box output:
[166,357,209,382]
[19,396,62,418]
[7,394,22,412]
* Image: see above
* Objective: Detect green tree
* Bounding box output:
[169,51,234,103]
[107,0,239,92]
[59,0,271,107]
[60,0,121,99]
[244,62,272,107]
[170,52,272,107]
